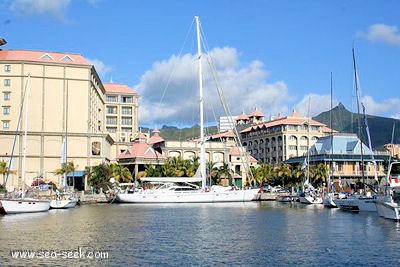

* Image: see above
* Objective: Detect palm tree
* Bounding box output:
[55,161,76,189]
[274,162,292,187]
[206,161,218,186]
[110,163,132,183]
[218,163,232,186]
[86,163,113,193]
[0,160,16,187]
[0,160,8,186]
[310,163,328,187]
[252,163,275,186]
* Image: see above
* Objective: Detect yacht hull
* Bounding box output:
[0,198,50,214]
[116,189,259,203]
[374,199,400,220]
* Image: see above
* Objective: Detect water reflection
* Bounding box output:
[1,202,400,266]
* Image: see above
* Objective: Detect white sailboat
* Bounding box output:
[0,75,50,214]
[115,16,259,204]
[50,138,78,209]
[374,124,400,220]
[333,48,376,212]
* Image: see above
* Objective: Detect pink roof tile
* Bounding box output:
[0,49,91,65]
[236,112,249,121]
[149,129,165,144]
[103,82,138,94]
[249,108,264,118]
[117,141,164,160]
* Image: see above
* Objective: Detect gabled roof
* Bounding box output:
[117,141,164,160]
[149,129,165,144]
[240,110,331,133]
[310,133,373,155]
[0,49,91,65]
[236,112,249,121]
[249,107,264,118]
[103,82,138,95]
[229,147,257,163]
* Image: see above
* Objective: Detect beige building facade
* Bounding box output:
[0,50,114,190]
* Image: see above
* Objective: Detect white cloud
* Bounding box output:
[135,46,290,128]
[360,95,400,118]
[88,58,113,80]
[294,94,338,118]
[10,0,71,21]
[357,23,400,46]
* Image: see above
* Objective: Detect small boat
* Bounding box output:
[323,193,337,208]
[374,162,400,220]
[276,195,293,202]
[0,197,50,214]
[50,191,78,209]
[333,193,376,212]
[299,191,323,204]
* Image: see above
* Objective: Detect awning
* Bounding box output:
[66,171,85,177]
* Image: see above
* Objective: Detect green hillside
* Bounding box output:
[313,103,399,150]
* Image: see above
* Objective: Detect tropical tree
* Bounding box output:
[252,163,275,185]
[0,160,16,187]
[86,163,113,193]
[54,161,76,188]
[218,163,232,186]
[110,163,132,183]
[292,162,306,186]
[206,161,218,186]
[274,162,292,187]
[310,163,328,187]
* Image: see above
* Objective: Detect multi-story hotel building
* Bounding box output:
[239,110,333,165]
[103,82,140,160]
[0,49,113,190]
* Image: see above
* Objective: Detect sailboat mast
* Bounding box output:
[22,74,30,191]
[195,16,206,190]
[352,48,365,191]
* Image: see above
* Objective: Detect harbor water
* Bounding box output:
[1,201,399,266]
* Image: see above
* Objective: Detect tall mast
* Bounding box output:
[352,48,365,192]
[22,74,31,194]
[195,16,206,190]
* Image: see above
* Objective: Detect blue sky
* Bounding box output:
[1,0,400,129]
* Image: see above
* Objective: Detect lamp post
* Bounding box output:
[0,37,7,46]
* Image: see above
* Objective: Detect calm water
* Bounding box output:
[0,201,399,266]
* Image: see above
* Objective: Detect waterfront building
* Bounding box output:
[285,133,390,185]
[239,110,333,165]
[103,82,140,160]
[0,49,113,190]
[384,143,400,159]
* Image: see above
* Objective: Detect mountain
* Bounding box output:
[159,125,219,141]
[313,103,399,150]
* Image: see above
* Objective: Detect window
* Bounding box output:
[121,117,132,125]
[121,127,132,132]
[3,106,10,115]
[91,141,101,155]
[106,106,117,114]
[4,65,11,72]
[106,117,117,125]
[2,120,9,129]
[106,127,117,133]
[121,107,132,115]
[121,96,132,103]
[61,55,73,61]
[4,79,10,86]
[106,95,118,102]
[3,92,10,101]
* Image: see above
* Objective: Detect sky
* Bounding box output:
[1,0,400,129]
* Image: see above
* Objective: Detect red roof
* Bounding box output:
[103,82,138,94]
[236,112,249,121]
[241,110,329,133]
[249,108,264,118]
[149,129,165,144]
[117,141,164,160]
[0,49,91,65]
